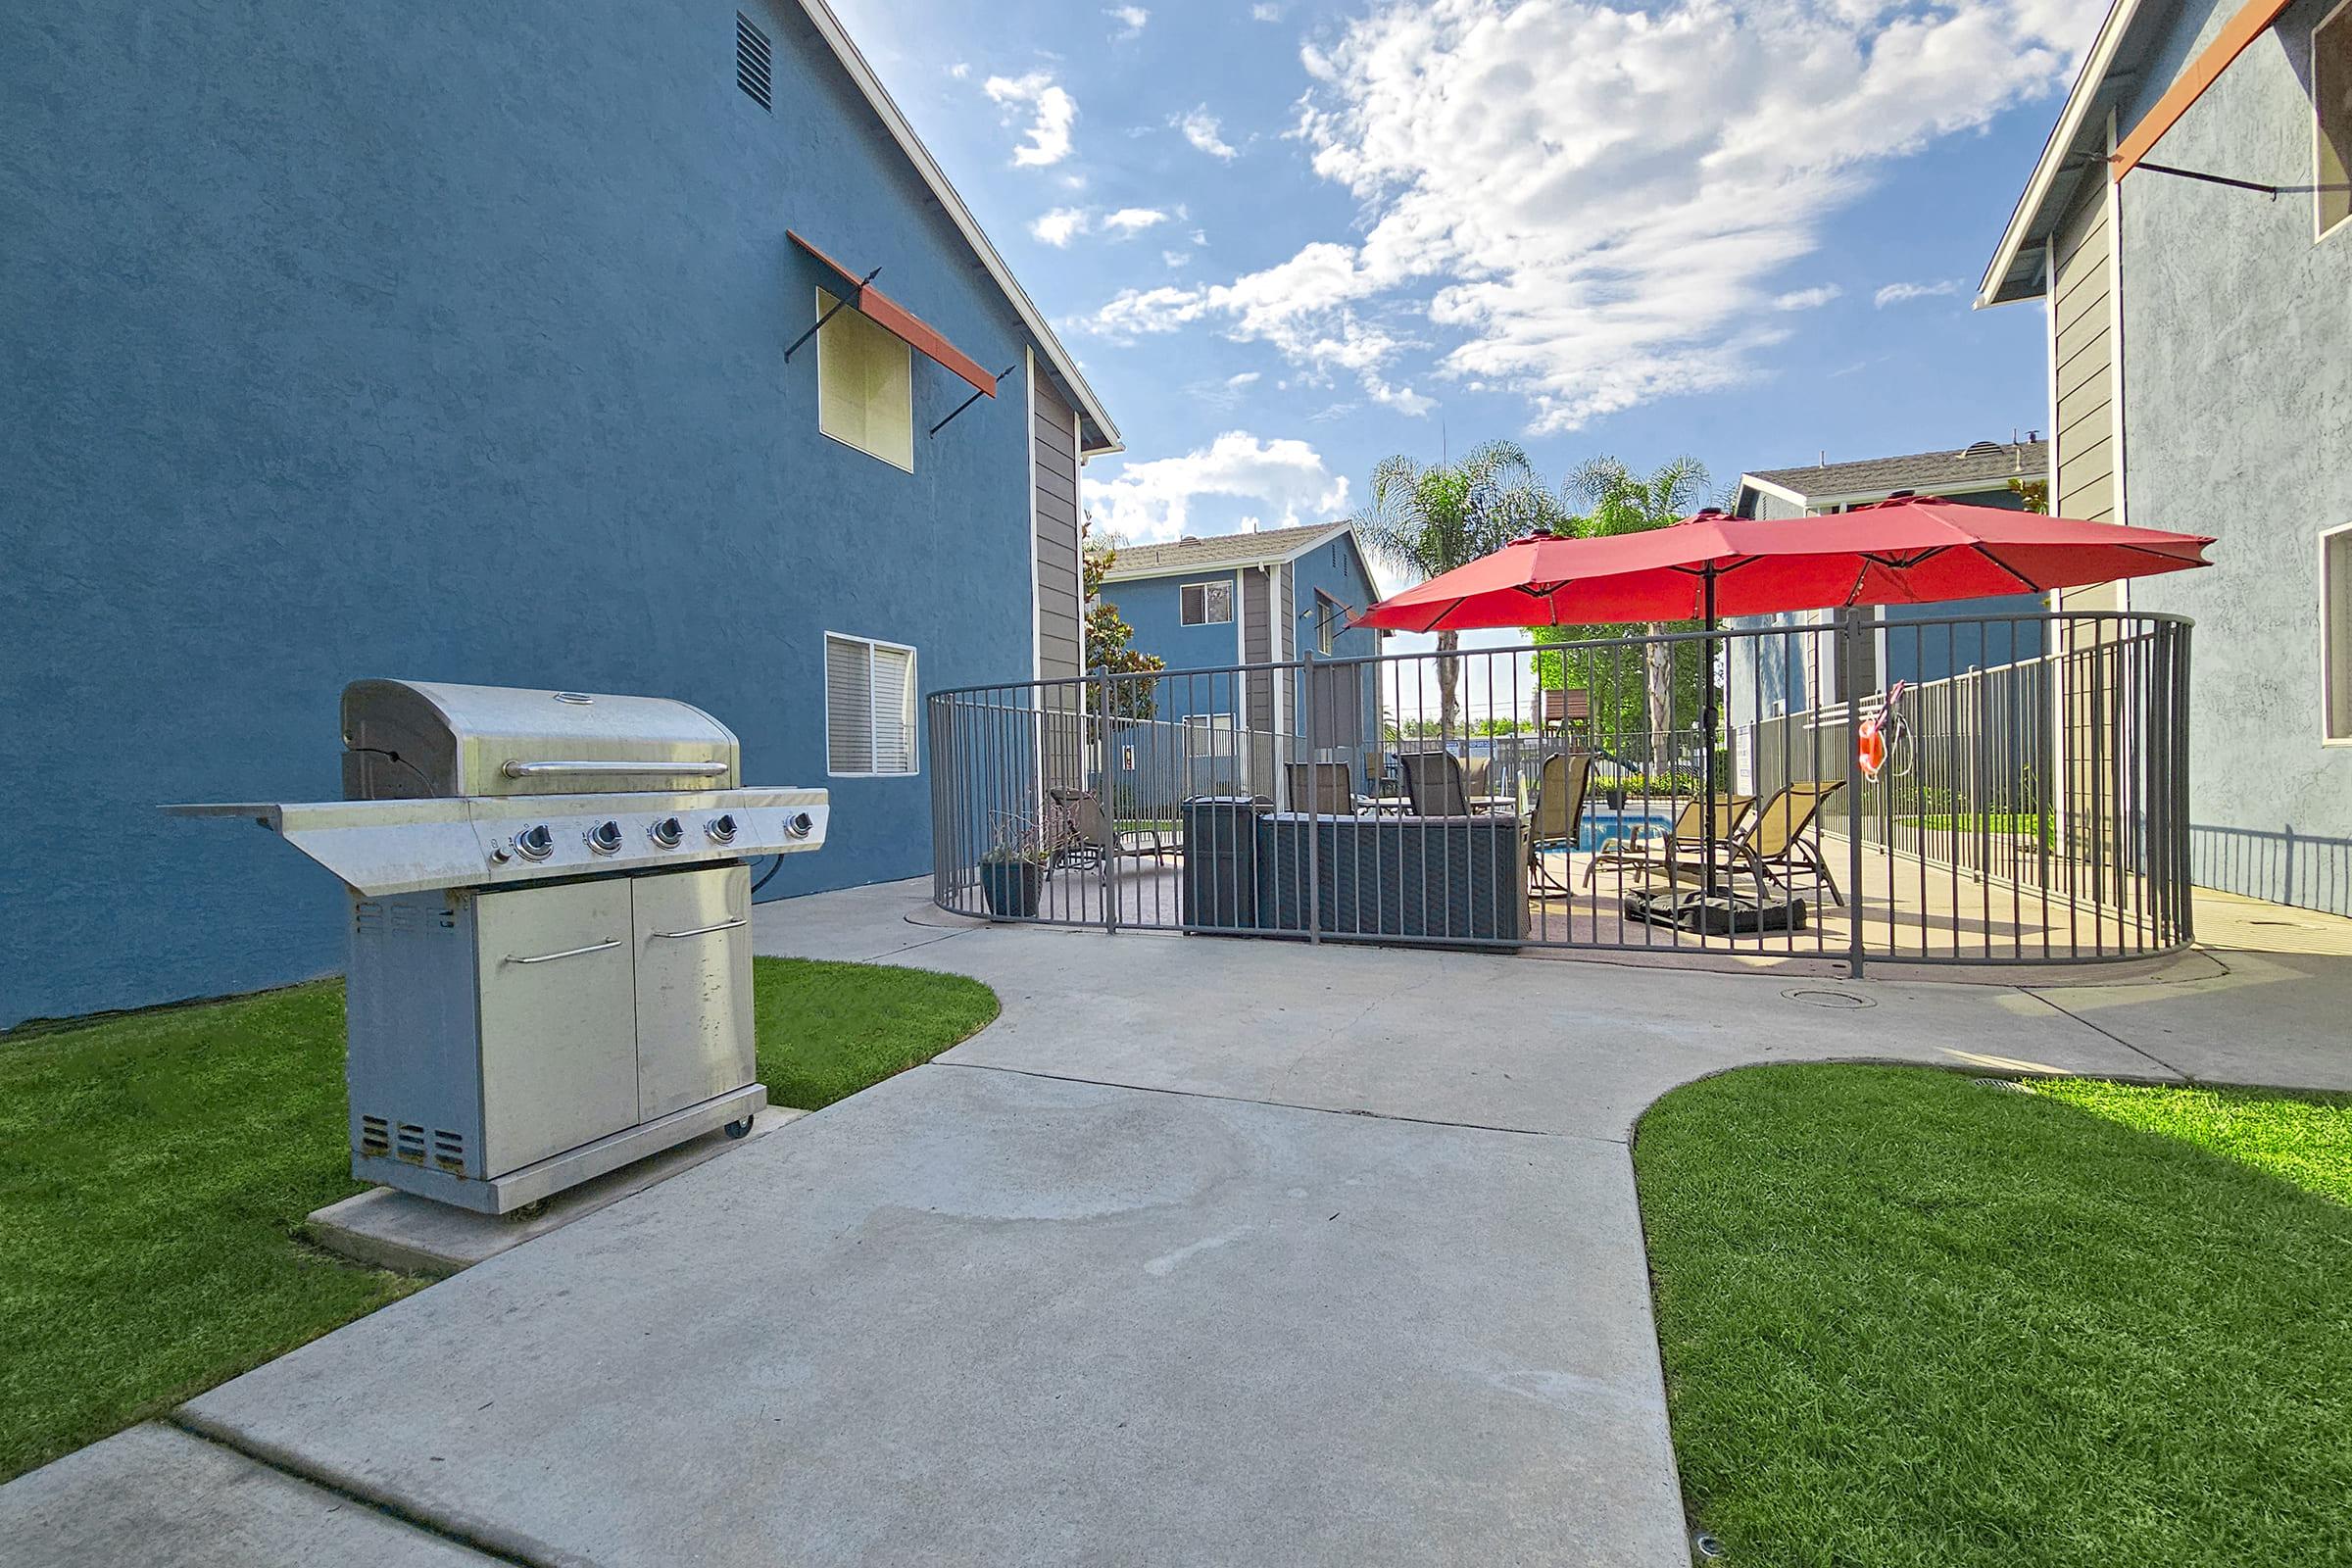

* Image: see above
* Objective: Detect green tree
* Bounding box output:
[1082,530,1163,721]
[1532,456,1713,761]
[1354,440,1568,733]
[2007,476,2049,514]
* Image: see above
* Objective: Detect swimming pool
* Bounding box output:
[1572,808,1674,853]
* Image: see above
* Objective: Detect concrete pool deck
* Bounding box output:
[5,879,2346,1566]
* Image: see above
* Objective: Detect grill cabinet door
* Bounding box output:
[473,880,641,1175]
[631,865,756,1120]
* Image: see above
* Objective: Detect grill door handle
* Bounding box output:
[500,760,730,779]
[505,937,624,965]
[650,916,749,941]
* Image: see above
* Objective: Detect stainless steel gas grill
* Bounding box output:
[169,680,828,1213]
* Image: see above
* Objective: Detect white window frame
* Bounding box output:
[2324,523,2352,743]
[2318,0,2352,243]
[814,287,914,472]
[1180,579,1234,626]
[1314,589,1341,656]
[824,631,920,777]
[1182,711,1238,758]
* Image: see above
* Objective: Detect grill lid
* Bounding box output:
[342,680,740,800]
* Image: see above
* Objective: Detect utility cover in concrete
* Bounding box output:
[182,1064,1688,1566]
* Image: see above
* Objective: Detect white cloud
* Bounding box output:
[1102,207,1169,234]
[1774,284,1842,311]
[1107,5,1150,37]
[1161,249,1190,269]
[1031,208,1090,246]
[1069,243,1437,415]
[1177,106,1239,161]
[1226,370,1262,387]
[948,62,971,80]
[1078,0,2094,431]
[1874,279,1961,307]
[985,72,1078,168]
[1087,432,1351,543]
[1251,2,1283,18]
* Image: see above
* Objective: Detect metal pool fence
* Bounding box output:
[927,611,2193,972]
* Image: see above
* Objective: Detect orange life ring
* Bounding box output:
[1857,720,1887,781]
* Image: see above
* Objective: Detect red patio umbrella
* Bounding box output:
[1350,496,2215,908]
[1352,496,2214,633]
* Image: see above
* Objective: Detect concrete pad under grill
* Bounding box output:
[178,1064,1688,1567]
[0,1424,498,1568]
[305,1106,808,1278]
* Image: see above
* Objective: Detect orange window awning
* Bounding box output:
[788,229,997,398]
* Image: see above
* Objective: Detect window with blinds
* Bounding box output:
[816,287,914,471]
[825,634,918,775]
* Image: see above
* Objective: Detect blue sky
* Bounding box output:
[832,0,2094,566]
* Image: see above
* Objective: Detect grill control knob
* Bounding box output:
[588,819,624,856]
[706,813,739,845]
[514,824,556,860]
[649,816,684,849]
[784,811,814,840]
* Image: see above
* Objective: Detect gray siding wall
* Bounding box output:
[2119,0,2352,913]
[1278,562,1296,661]
[1033,374,1081,684]
[2052,185,2117,527]
[1243,564,1273,735]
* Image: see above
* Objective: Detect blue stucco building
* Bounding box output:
[1095,522,1386,805]
[1,0,1117,1026]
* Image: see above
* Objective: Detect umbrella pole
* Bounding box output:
[1700,573,1719,901]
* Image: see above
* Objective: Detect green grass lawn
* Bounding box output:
[0,956,997,1481]
[1635,1065,2352,1567]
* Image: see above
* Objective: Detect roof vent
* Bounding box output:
[1964,440,2004,456]
[737,14,772,111]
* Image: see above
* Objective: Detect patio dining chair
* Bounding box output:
[1526,752,1594,897]
[1396,751,1476,817]
[1046,787,1176,869]
[1283,760,1358,815]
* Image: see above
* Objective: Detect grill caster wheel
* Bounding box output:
[723,1115,756,1140]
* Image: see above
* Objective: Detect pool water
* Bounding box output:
[1571,809,1674,853]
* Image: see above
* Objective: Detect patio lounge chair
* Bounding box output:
[1583,792,1754,889]
[1396,752,1477,817]
[1526,751,1594,897]
[1284,760,1358,815]
[1685,780,1847,906]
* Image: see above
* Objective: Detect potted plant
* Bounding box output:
[977,814,1050,918]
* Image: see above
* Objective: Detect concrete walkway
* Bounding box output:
[6,881,2346,1567]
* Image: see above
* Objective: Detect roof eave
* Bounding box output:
[795,0,1122,454]
[1976,0,2150,309]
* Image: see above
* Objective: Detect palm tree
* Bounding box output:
[1354,440,1566,733]
[1562,456,1712,763]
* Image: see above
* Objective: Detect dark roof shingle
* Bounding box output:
[1742,440,2048,504]
[1101,521,1353,579]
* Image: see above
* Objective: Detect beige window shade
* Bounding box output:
[2322,5,2352,235]
[2327,529,2352,740]
[816,288,914,471]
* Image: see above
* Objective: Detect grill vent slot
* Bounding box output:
[433,1129,466,1173]
[736,15,772,110]
[395,1123,427,1163]
[360,1115,390,1156]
